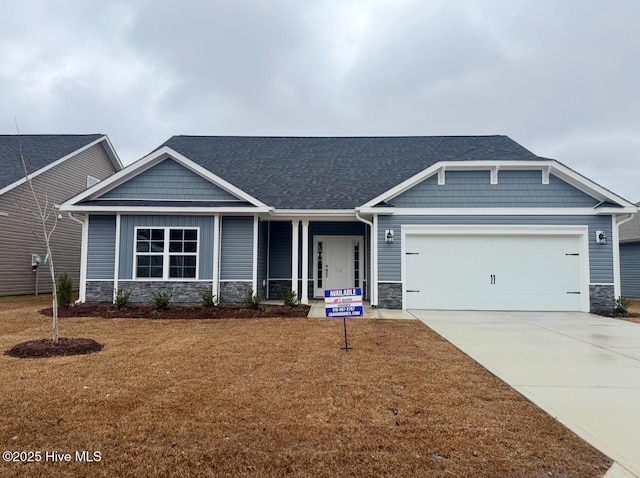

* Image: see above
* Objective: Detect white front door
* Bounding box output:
[314,236,364,297]
[325,237,352,290]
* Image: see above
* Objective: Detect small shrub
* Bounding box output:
[202,290,218,308]
[243,288,262,310]
[114,289,131,310]
[283,288,299,307]
[615,296,630,316]
[57,272,73,308]
[151,291,172,311]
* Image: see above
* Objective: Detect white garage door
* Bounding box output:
[404,232,586,311]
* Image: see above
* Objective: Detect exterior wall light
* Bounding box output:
[595,230,607,245]
[385,229,394,243]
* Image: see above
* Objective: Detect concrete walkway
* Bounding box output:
[306,301,415,319]
[410,310,640,478]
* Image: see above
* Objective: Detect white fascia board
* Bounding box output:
[100,135,124,170]
[61,146,270,209]
[0,135,118,197]
[359,159,636,209]
[59,204,272,214]
[357,207,637,216]
[268,209,357,221]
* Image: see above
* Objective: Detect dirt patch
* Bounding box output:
[40,302,311,319]
[593,309,640,324]
[5,337,103,359]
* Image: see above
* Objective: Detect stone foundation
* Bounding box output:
[589,284,615,312]
[115,281,213,304]
[378,282,402,309]
[219,281,253,304]
[86,281,114,302]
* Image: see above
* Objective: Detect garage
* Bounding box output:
[403,226,588,311]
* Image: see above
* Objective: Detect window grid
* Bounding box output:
[134,227,199,280]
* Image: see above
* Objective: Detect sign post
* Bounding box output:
[324,288,363,351]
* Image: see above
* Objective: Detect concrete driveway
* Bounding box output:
[410,310,640,478]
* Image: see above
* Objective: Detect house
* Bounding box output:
[0,135,122,296]
[60,135,637,311]
[619,202,640,298]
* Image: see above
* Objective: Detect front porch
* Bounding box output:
[263,219,372,304]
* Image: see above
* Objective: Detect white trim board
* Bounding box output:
[360,160,636,210]
[60,146,269,209]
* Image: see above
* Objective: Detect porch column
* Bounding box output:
[301,220,309,304]
[291,220,299,296]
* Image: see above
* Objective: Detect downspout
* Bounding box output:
[355,210,376,306]
[68,213,88,304]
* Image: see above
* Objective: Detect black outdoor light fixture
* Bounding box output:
[596,230,607,245]
[385,229,394,243]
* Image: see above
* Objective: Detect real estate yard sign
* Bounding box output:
[325,288,363,351]
[324,288,363,318]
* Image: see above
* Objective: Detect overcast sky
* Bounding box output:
[1,0,638,202]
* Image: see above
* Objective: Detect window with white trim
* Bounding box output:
[135,227,199,279]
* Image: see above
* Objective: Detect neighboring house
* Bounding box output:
[0,135,122,296]
[60,135,637,312]
[619,202,640,298]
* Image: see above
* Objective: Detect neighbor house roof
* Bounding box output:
[0,134,120,194]
[159,135,541,209]
[620,202,640,242]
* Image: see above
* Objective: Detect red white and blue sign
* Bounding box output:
[324,288,363,318]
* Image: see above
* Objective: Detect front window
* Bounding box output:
[135,227,198,279]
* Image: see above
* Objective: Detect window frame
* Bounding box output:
[133,226,200,281]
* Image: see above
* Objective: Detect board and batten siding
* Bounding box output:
[220,216,254,281]
[118,215,215,280]
[0,142,119,296]
[87,215,116,280]
[620,242,640,298]
[101,158,240,201]
[388,171,599,208]
[268,221,292,279]
[378,215,614,284]
[257,220,268,297]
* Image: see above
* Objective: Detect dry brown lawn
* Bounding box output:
[0,295,611,477]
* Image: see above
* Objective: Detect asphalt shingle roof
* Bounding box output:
[161,135,541,209]
[0,134,103,191]
[620,202,640,242]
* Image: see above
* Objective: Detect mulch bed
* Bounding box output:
[40,302,311,320]
[5,337,103,359]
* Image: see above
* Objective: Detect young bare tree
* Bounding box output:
[15,125,61,343]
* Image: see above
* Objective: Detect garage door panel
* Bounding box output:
[405,233,584,311]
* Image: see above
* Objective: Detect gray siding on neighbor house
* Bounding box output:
[0,142,118,296]
[101,158,240,201]
[268,221,292,279]
[220,216,254,281]
[377,215,614,283]
[620,242,640,298]
[87,215,116,280]
[388,171,599,208]
[118,215,215,280]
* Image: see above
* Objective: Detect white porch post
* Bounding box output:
[79,213,88,303]
[301,219,309,304]
[372,214,379,306]
[113,213,121,303]
[212,215,220,299]
[291,220,299,296]
[252,216,259,294]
